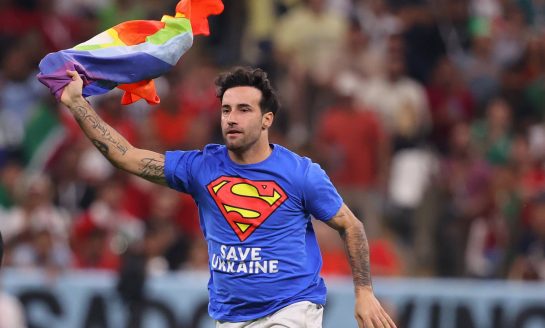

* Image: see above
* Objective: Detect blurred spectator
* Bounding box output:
[70,6,102,45]
[324,18,385,87]
[206,0,247,66]
[470,98,513,165]
[2,173,70,268]
[353,0,401,52]
[465,199,508,278]
[517,0,545,30]
[273,0,347,144]
[426,56,475,153]
[509,192,545,280]
[386,146,437,246]
[182,236,209,272]
[275,0,348,75]
[71,178,143,270]
[315,83,389,238]
[517,123,545,205]
[469,0,502,21]
[455,27,501,112]
[499,63,533,127]
[0,159,23,210]
[150,64,218,150]
[242,0,279,68]
[21,99,66,169]
[435,122,492,276]
[145,187,193,270]
[49,143,92,215]
[0,44,47,151]
[314,220,351,276]
[401,5,447,83]
[521,35,545,121]
[0,0,77,54]
[9,228,72,271]
[357,34,431,148]
[519,34,545,84]
[491,4,526,69]
[369,230,405,277]
[98,0,145,30]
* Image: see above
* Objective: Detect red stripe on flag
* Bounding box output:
[113,20,166,46]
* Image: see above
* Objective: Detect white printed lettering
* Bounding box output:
[220,245,227,259]
[269,260,279,273]
[251,248,262,260]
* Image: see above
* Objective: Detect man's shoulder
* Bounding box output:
[274,144,313,168]
[165,144,224,167]
[202,143,225,156]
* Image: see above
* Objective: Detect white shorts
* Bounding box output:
[216,301,324,328]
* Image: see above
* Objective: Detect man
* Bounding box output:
[60,67,396,328]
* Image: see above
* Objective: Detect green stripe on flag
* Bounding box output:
[147,16,192,45]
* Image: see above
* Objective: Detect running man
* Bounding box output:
[60,67,396,328]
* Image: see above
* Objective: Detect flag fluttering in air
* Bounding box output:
[37,0,223,105]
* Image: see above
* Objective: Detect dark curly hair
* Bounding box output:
[215,67,280,115]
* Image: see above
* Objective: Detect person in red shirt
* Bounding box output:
[315,85,390,239]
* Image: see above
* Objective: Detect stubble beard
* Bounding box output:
[224,131,261,154]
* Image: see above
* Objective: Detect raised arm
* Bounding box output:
[60,71,167,185]
[326,203,396,328]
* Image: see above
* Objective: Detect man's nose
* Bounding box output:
[226,112,237,124]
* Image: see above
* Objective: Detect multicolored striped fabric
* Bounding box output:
[37,0,223,105]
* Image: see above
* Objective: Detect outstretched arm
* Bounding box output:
[326,204,396,328]
[60,71,167,185]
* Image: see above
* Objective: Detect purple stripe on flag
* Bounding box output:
[37,50,171,100]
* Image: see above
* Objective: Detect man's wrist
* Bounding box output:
[66,96,87,110]
[355,285,373,296]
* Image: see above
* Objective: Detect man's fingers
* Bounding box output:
[66,70,79,80]
[372,314,386,328]
[377,313,392,328]
[364,317,375,328]
[383,311,397,328]
[356,315,364,328]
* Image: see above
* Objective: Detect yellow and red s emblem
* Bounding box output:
[207,176,288,241]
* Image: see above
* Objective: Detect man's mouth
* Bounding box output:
[226,130,242,135]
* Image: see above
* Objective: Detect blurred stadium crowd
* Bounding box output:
[0,0,545,282]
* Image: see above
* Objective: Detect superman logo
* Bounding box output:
[207,176,288,241]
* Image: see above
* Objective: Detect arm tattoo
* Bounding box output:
[138,156,165,183]
[91,139,109,156]
[340,224,372,288]
[72,105,128,155]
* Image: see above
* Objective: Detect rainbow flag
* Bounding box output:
[37,0,223,105]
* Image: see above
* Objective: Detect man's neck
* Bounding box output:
[228,139,272,165]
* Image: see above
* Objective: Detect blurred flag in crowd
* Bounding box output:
[37,0,223,105]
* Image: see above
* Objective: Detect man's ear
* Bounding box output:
[262,112,274,130]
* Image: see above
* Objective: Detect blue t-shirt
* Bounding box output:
[164,144,343,322]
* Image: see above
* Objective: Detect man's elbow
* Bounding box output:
[346,217,364,234]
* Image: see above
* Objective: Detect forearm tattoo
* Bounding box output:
[138,156,165,183]
[341,225,372,288]
[72,105,128,155]
[91,139,109,156]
